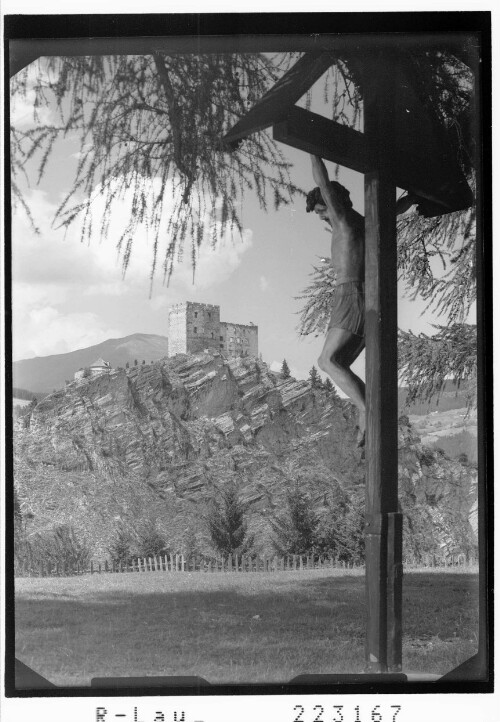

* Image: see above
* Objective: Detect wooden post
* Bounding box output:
[91,560,94,575]
[363,50,403,673]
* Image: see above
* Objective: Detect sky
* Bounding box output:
[9,54,475,384]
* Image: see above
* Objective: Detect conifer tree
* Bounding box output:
[280,359,291,379]
[270,485,319,555]
[109,524,133,565]
[206,483,253,556]
[308,365,321,389]
[323,377,333,393]
[316,489,365,564]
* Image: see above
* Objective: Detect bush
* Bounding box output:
[418,447,436,467]
[22,524,92,571]
[135,519,169,559]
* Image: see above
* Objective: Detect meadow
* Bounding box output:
[15,567,479,687]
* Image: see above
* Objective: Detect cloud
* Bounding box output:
[13,179,253,294]
[167,228,253,292]
[12,305,121,360]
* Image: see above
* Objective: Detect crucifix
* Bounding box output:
[224,48,473,673]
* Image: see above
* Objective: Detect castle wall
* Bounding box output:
[220,322,258,359]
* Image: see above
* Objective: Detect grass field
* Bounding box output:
[15,568,479,687]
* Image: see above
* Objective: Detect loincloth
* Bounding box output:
[328,280,365,337]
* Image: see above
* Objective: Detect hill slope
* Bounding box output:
[398,379,475,415]
[14,351,477,559]
[12,333,169,394]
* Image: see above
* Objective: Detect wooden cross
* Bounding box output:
[224,48,473,673]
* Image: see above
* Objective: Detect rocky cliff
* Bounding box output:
[13,351,477,559]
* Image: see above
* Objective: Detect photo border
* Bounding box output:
[3,10,494,700]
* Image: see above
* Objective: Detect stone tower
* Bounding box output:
[168,301,258,359]
[168,301,222,356]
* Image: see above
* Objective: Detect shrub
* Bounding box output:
[418,447,436,467]
[135,519,169,559]
[24,524,92,571]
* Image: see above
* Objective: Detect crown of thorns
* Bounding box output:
[306,182,352,213]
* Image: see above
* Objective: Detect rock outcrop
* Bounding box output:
[14,352,362,554]
[14,351,477,558]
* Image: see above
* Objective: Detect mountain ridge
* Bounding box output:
[13,333,169,393]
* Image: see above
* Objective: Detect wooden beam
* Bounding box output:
[223,52,336,148]
[273,106,472,214]
[273,106,370,174]
[363,51,402,674]
[386,512,403,671]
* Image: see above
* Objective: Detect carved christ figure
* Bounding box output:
[307,155,416,446]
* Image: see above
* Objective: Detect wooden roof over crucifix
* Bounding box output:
[223,50,473,217]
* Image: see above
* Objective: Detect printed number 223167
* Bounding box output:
[293,705,402,722]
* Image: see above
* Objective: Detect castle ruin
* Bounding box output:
[168,302,258,359]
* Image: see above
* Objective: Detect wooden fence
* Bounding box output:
[15,551,478,578]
